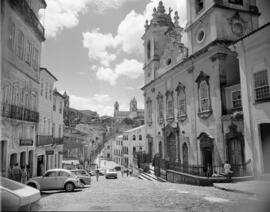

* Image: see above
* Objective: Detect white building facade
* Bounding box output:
[1,0,46,177]
[112,135,123,165]
[123,125,146,168]
[234,23,270,176]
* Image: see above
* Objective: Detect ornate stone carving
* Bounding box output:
[227,12,247,36]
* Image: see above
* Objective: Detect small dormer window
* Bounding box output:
[229,0,243,5]
[195,0,204,14]
[147,40,151,60]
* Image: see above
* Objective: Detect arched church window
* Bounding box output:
[166,90,174,121]
[156,92,164,125]
[199,81,209,112]
[147,40,151,60]
[176,82,187,121]
[195,71,212,118]
[146,97,152,125]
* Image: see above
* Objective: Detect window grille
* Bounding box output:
[254,70,270,103]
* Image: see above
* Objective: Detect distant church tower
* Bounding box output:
[185,0,260,54]
[130,97,137,112]
[114,101,119,116]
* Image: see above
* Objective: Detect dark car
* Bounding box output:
[114,166,121,171]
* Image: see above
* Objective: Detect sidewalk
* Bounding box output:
[214,180,270,197]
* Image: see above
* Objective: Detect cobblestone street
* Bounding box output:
[32,172,266,211]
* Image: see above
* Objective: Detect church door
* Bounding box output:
[228,139,243,165]
[167,133,176,162]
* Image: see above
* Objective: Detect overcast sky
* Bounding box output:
[39,0,269,117]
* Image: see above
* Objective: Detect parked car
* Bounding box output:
[105,169,117,179]
[88,170,96,176]
[114,166,121,171]
[26,169,82,192]
[1,176,41,211]
[71,169,91,185]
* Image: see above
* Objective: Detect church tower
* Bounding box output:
[130,97,137,112]
[142,1,187,84]
[185,0,260,54]
[114,101,119,117]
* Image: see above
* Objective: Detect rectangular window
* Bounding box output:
[17,30,24,59]
[26,41,32,65]
[45,82,48,99]
[53,97,56,111]
[7,19,15,51]
[32,47,39,71]
[254,70,270,103]
[232,90,242,109]
[59,102,62,114]
[40,79,43,96]
[228,0,243,5]
[168,100,173,116]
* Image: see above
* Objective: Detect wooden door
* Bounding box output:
[228,139,243,165]
[167,134,176,162]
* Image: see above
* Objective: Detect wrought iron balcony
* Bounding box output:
[36,135,53,146]
[1,102,39,122]
[53,137,64,145]
[9,0,45,41]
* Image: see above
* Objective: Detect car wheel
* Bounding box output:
[28,183,37,189]
[65,182,75,192]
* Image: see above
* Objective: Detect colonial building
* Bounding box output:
[36,67,57,176]
[234,23,270,176]
[1,0,46,177]
[114,97,144,123]
[122,125,146,169]
[112,135,123,165]
[142,0,260,178]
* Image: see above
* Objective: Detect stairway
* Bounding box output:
[137,165,166,182]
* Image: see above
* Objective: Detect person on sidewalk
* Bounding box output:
[224,161,233,180]
[11,163,22,182]
[95,168,100,182]
[21,166,27,184]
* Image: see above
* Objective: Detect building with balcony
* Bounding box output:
[142,0,260,181]
[1,0,46,177]
[122,125,146,169]
[36,67,62,176]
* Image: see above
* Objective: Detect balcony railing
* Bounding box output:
[53,137,64,145]
[1,102,39,122]
[36,135,53,146]
[10,0,45,40]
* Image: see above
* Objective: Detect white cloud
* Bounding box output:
[40,0,137,38]
[82,28,117,66]
[69,93,113,116]
[95,59,143,85]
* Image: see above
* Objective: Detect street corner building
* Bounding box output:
[1,0,65,178]
[142,0,270,184]
[1,0,47,177]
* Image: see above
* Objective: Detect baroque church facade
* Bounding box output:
[114,97,144,123]
[142,0,262,177]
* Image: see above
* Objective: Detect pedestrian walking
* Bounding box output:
[11,163,22,182]
[26,164,32,180]
[21,166,27,184]
[126,168,129,177]
[121,167,124,177]
[206,163,212,178]
[95,169,100,182]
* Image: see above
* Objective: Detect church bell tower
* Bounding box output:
[185,0,260,54]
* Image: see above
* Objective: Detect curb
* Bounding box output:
[213,184,257,196]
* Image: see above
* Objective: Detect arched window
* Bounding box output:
[199,81,210,112]
[139,135,142,140]
[176,82,186,121]
[147,40,151,60]
[133,135,136,140]
[159,141,162,157]
[195,71,212,118]
[156,92,164,125]
[146,97,152,125]
[166,90,174,120]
